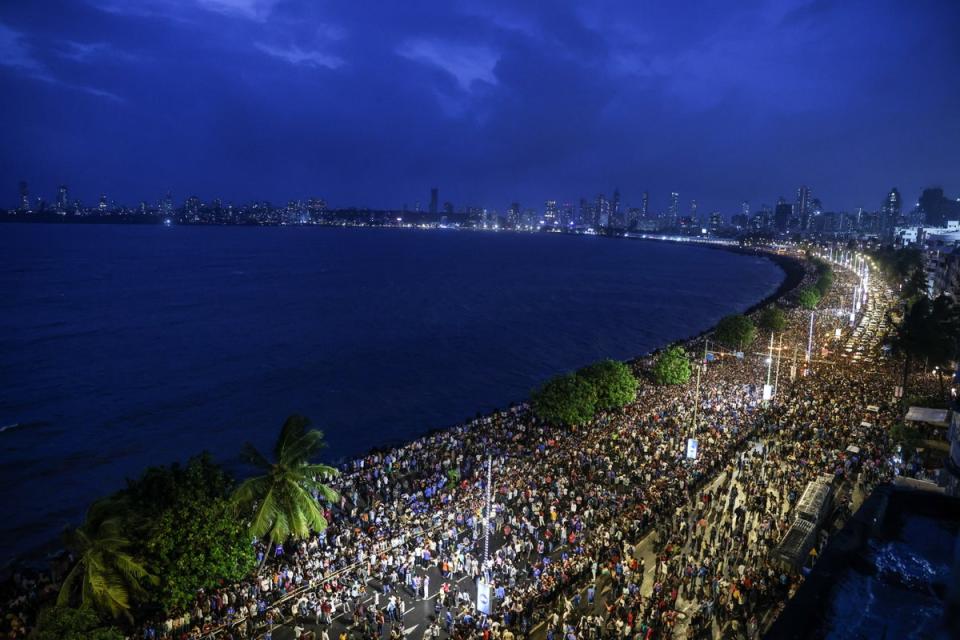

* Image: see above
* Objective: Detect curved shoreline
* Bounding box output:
[2,242,807,573]
[347,244,806,460]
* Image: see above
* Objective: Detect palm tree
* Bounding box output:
[232,415,339,550]
[57,500,156,621]
[893,295,960,403]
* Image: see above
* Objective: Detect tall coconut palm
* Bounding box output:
[232,414,339,547]
[57,500,156,621]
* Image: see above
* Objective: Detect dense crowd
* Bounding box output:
[1,257,910,640]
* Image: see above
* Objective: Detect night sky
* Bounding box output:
[2,0,959,213]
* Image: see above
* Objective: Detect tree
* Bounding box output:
[232,415,340,547]
[893,295,960,401]
[33,606,123,640]
[797,287,821,310]
[531,373,598,425]
[904,267,929,302]
[890,422,922,462]
[577,359,638,410]
[58,501,157,621]
[813,261,834,297]
[652,346,692,385]
[713,314,757,349]
[758,306,787,333]
[122,455,256,611]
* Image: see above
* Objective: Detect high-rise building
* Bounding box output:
[741,201,750,218]
[709,211,723,230]
[917,187,960,228]
[881,187,901,234]
[795,185,811,230]
[561,202,574,228]
[544,200,558,225]
[507,202,521,228]
[595,194,610,227]
[774,198,792,232]
[429,188,439,215]
[689,199,698,220]
[668,192,679,222]
[611,188,621,227]
[162,191,173,217]
[98,194,108,212]
[18,181,29,212]
[56,185,69,212]
[578,198,592,227]
[641,191,649,218]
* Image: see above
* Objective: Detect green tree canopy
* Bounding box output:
[890,422,922,462]
[577,359,639,411]
[33,606,123,640]
[713,314,757,349]
[121,454,256,611]
[871,246,923,282]
[797,287,821,310]
[232,415,340,546]
[58,501,157,621]
[893,295,960,399]
[652,346,692,385]
[531,372,598,425]
[758,306,787,333]
[904,267,929,302]
[814,265,834,296]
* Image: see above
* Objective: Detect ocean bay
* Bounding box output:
[0,224,783,561]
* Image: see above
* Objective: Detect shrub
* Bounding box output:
[577,359,639,410]
[531,373,598,425]
[758,306,787,332]
[713,314,757,349]
[652,346,692,385]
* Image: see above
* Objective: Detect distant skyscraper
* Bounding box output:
[611,188,621,227]
[578,198,592,227]
[774,197,792,232]
[561,202,574,227]
[795,185,811,230]
[98,193,108,212]
[507,202,521,227]
[544,200,558,225]
[641,191,649,218]
[596,194,610,227]
[669,192,679,222]
[881,187,901,235]
[689,199,698,220]
[741,200,750,218]
[56,185,68,212]
[429,188,438,215]
[18,181,29,211]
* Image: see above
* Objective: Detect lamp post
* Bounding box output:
[773,333,784,398]
[764,332,774,402]
[690,338,708,440]
[484,454,492,571]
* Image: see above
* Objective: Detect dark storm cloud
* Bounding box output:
[1,0,958,213]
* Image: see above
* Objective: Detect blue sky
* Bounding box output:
[2,0,959,213]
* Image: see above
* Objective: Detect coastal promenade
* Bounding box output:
[1,248,899,640]
[139,249,897,640]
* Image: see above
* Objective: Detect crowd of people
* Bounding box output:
[1,254,911,640]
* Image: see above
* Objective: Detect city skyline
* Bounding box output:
[7,179,953,220]
[2,1,959,213]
